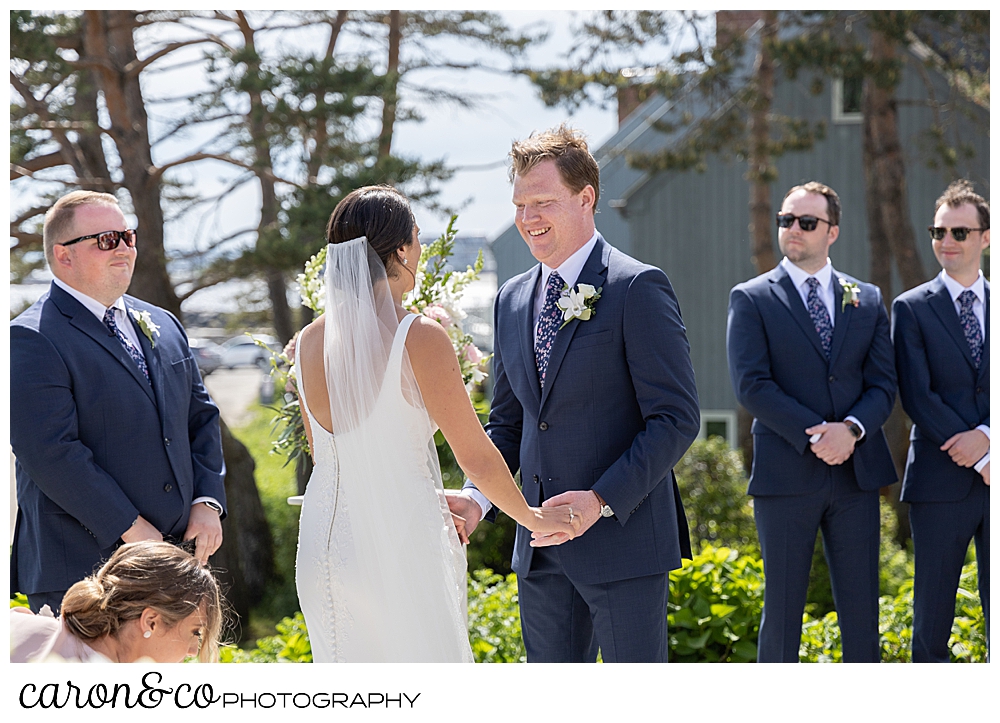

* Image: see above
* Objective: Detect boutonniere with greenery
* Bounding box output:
[838,278,860,312]
[129,308,161,348]
[557,282,602,329]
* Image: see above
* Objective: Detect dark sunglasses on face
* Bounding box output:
[58,229,137,250]
[927,226,987,242]
[776,213,834,232]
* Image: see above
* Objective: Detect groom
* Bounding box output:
[451,125,699,662]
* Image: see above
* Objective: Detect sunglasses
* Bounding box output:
[776,213,834,232]
[59,229,137,250]
[927,226,986,242]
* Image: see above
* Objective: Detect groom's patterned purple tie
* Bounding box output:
[534,271,565,386]
[958,289,983,369]
[806,277,833,359]
[104,307,150,382]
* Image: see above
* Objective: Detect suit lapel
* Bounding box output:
[515,266,542,408]
[50,285,157,405]
[126,300,166,413]
[539,238,610,410]
[770,267,828,362]
[926,277,978,372]
[827,271,853,365]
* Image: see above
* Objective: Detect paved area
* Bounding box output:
[203,367,269,427]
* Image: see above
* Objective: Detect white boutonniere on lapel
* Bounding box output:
[129,308,160,348]
[838,278,860,312]
[556,283,602,329]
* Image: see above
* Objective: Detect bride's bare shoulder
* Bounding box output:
[404,314,456,366]
[296,314,325,359]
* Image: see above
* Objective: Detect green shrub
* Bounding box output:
[10,593,29,609]
[799,562,987,663]
[675,438,758,553]
[667,545,764,662]
[466,569,525,663]
[220,612,312,663]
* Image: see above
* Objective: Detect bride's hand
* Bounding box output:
[524,504,581,538]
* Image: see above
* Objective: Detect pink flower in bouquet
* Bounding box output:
[462,343,484,365]
[423,304,453,328]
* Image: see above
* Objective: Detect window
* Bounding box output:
[832,76,862,124]
[698,410,738,449]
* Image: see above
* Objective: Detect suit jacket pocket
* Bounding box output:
[169,355,195,372]
[573,329,612,349]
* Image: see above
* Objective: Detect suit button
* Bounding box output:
[977,387,983,394]
[539,422,548,430]
[828,375,836,382]
[164,484,173,492]
[164,438,171,446]
[533,475,539,483]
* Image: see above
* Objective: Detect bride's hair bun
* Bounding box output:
[326,186,415,278]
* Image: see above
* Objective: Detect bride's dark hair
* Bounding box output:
[326,185,415,278]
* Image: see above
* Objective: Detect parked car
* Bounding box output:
[188,337,223,377]
[219,334,280,369]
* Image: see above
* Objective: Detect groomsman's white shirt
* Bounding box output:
[780,256,866,439]
[464,231,600,521]
[939,269,990,472]
[52,277,223,512]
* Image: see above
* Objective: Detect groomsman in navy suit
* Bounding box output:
[892,180,990,662]
[727,181,898,662]
[449,126,699,662]
[10,191,226,613]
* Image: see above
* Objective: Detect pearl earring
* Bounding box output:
[143,630,152,639]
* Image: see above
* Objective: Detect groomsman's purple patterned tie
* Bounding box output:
[958,289,983,369]
[806,277,833,359]
[104,308,150,382]
[535,271,565,385]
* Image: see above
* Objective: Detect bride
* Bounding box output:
[294,186,580,662]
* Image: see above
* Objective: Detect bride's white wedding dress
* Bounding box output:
[295,238,473,663]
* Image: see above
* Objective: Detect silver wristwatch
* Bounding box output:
[200,499,223,515]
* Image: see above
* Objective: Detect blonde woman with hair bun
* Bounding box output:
[10,541,224,663]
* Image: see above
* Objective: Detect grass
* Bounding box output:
[229,402,302,642]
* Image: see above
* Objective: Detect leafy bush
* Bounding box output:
[10,593,29,609]
[220,612,312,663]
[467,569,525,663]
[799,562,987,663]
[675,438,758,552]
[667,546,764,662]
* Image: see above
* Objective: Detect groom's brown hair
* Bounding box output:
[509,124,600,212]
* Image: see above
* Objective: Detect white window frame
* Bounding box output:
[698,409,738,449]
[832,77,862,124]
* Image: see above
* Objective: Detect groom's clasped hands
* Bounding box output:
[530,489,603,547]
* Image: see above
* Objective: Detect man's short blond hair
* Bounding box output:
[509,124,601,211]
[42,190,120,266]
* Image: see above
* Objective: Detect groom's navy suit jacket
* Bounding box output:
[727,265,898,494]
[10,283,226,597]
[480,236,700,584]
[892,276,990,502]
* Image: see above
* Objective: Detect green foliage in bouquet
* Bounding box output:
[667,546,765,662]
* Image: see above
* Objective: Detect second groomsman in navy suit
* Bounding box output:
[892,180,989,663]
[727,181,898,662]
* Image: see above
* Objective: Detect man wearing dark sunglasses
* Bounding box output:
[891,179,990,663]
[727,181,897,662]
[10,191,226,614]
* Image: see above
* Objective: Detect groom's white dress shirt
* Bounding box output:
[464,231,600,521]
[939,269,990,472]
[53,277,223,512]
